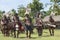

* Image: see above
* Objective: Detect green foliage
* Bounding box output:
[28,0,43,17]
[18,6,26,17]
[41,11,48,18]
[48,0,60,15]
[11,9,16,15]
[0,10,5,19]
[53,4,60,15]
[46,11,51,16]
[50,0,60,3]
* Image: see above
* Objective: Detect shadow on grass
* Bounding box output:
[20,37,26,38]
[44,31,48,33]
[42,35,60,37]
[30,37,38,39]
[19,37,37,39]
[42,35,50,37]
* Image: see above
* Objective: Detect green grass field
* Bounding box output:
[0,29,60,40]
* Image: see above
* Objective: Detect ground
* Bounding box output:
[0,29,60,40]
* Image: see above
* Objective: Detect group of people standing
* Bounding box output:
[0,12,56,38]
[0,13,23,38]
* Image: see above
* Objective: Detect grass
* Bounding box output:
[0,29,60,40]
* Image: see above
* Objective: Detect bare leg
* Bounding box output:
[52,28,54,36]
[17,30,20,38]
[14,30,16,38]
[29,30,31,38]
[49,27,52,36]
[26,30,28,38]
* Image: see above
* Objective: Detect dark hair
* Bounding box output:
[14,13,18,16]
[49,16,54,22]
[4,15,6,18]
[25,14,29,18]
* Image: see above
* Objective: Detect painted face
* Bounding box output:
[25,17,28,19]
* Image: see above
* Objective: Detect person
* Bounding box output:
[49,16,55,36]
[1,15,9,36]
[24,14,32,38]
[7,15,11,23]
[13,13,22,38]
[36,13,43,36]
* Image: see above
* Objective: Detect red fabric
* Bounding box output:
[18,22,24,31]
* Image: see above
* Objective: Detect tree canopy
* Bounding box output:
[28,0,43,17]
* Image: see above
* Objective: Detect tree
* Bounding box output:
[50,0,60,15]
[28,0,43,17]
[18,5,26,17]
[11,9,16,15]
[0,10,5,19]
[50,0,60,3]
[45,0,60,16]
